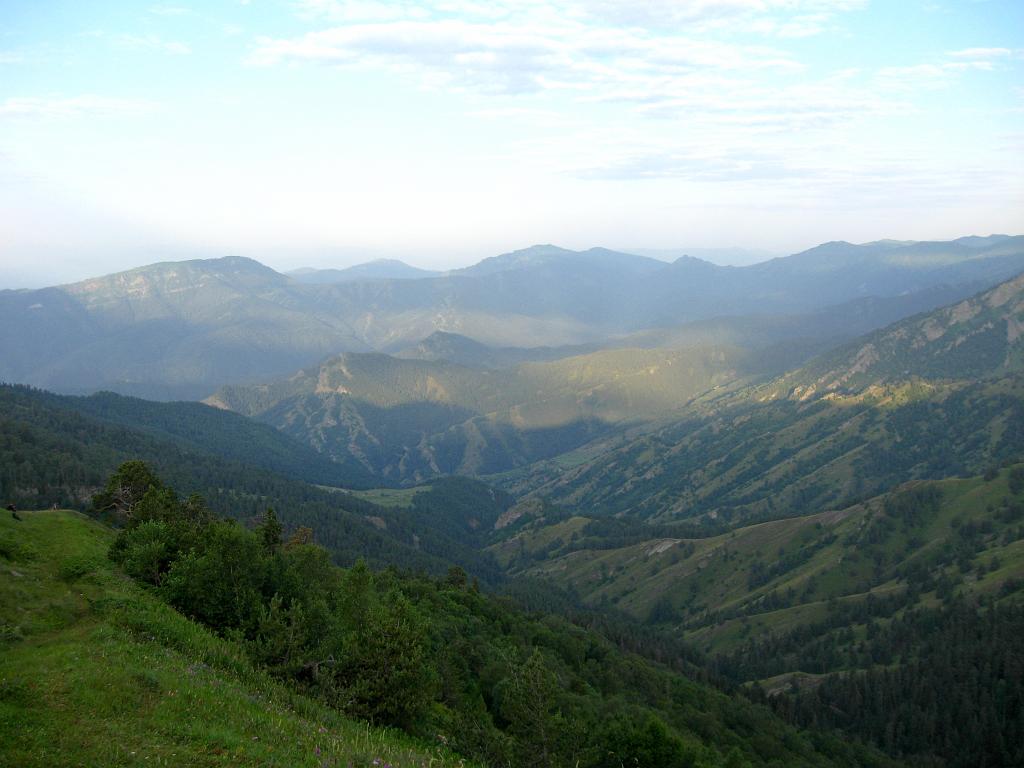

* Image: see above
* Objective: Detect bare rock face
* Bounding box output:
[495,498,546,530]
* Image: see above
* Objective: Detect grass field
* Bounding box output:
[342,487,430,509]
[511,466,1024,654]
[0,510,473,767]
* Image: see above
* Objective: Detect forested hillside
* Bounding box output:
[504,272,1024,525]
[0,469,893,768]
[0,384,504,580]
[499,466,1024,766]
[207,344,760,483]
[0,510,470,767]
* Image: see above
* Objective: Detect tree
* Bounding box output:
[160,521,267,631]
[258,507,283,553]
[500,649,564,768]
[91,460,163,521]
[591,716,696,768]
[446,565,468,590]
[332,586,436,729]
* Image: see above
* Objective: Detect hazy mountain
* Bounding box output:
[456,244,666,277]
[288,258,442,284]
[502,271,1024,524]
[2,236,1022,400]
[630,246,780,266]
[0,255,369,399]
[395,331,602,369]
[776,269,1024,398]
[207,342,770,483]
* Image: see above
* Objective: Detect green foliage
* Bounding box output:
[71,389,377,487]
[114,520,176,585]
[331,589,436,729]
[592,716,698,768]
[91,459,163,520]
[94,465,875,768]
[497,648,567,767]
[1010,466,1024,496]
[0,385,504,580]
[161,522,267,631]
[513,374,1024,527]
[0,509,472,767]
[768,601,1024,768]
[257,507,283,552]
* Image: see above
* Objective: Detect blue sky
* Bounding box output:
[1,0,1022,285]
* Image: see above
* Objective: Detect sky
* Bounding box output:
[1,0,1023,286]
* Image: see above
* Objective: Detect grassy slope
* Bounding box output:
[511,375,1024,525]
[503,270,1024,523]
[508,467,1024,655]
[0,510,472,768]
[344,486,429,508]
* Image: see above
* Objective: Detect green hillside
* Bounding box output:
[511,468,1024,636]
[0,484,894,768]
[498,469,1024,765]
[0,384,506,582]
[208,343,762,484]
[505,271,1024,525]
[0,510,469,767]
[395,331,601,369]
[772,270,1024,397]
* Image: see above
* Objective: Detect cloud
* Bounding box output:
[577,0,866,30]
[117,34,192,55]
[294,0,866,33]
[575,150,806,182]
[251,19,804,97]
[0,96,158,120]
[874,44,1019,92]
[947,47,1012,59]
[149,5,191,16]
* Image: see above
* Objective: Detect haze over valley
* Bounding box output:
[3,2,1024,766]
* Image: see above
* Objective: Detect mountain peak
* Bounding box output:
[460,244,665,277]
[289,259,440,284]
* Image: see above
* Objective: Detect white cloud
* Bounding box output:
[947,47,1012,59]
[874,44,1021,93]
[577,0,866,31]
[251,19,804,97]
[294,0,866,33]
[0,96,158,120]
[117,34,192,55]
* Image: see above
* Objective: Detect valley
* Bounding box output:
[2,238,1023,767]
[7,3,1022,764]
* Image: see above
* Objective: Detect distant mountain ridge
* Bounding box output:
[2,236,1022,400]
[289,258,442,284]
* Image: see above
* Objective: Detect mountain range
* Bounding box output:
[3,236,1024,768]
[2,235,1022,400]
[502,270,1024,524]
